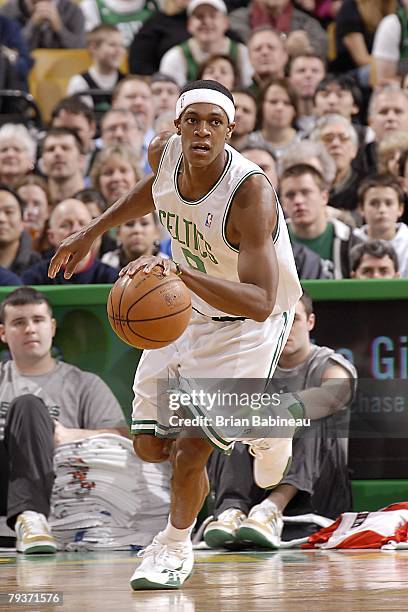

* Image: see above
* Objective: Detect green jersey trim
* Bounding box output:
[180,38,240,82]
[221,171,273,253]
[271,184,280,244]
[152,135,174,192]
[184,399,233,453]
[96,0,158,25]
[173,148,232,206]
[265,311,289,386]
[131,414,233,453]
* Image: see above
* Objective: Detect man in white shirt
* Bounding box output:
[159,0,253,87]
[372,2,408,85]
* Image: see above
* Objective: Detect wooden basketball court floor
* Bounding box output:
[1,548,408,611]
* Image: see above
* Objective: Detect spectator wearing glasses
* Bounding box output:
[312,114,360,213]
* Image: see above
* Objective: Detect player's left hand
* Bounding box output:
[119,255,174,277]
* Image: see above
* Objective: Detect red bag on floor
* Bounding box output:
[302,502,408,549]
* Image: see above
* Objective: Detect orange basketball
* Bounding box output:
[107,266,192,349]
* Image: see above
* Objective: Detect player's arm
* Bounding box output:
[173,174,279,322]
[48,132,173,279]
[296,364,355,420]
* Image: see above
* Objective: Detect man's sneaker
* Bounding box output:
[203,508,247,549]
[246,437,293,489]
[15,511,57,554]
[130,534,194,590]
[236,503,283,549]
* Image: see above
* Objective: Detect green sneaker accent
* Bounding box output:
[22,544,57,555]
[203,509,247,549]
[236,525,280,549]
[204,527,237,548]
[129,536,194,591]
[130,570,193,591]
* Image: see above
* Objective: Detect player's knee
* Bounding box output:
[133,435,170,463]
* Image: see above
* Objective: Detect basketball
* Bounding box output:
[107,266,192,349]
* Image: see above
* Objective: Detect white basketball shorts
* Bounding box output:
[131,308,295,453]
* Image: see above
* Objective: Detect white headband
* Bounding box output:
[175,88,235,124]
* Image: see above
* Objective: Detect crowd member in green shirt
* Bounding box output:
[279,163,355,278]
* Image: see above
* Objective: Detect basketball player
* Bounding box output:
[48,80,302,590]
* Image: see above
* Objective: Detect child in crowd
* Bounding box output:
[101,213,167,270]
[67,24,126,111]
[353,175,408,277]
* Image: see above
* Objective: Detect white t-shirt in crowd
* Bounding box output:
[372,14,401,62]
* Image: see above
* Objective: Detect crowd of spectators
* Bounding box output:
[0,0,407,554]
[1,0,408,285]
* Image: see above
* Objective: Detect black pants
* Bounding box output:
[0,394,55,530]
[207,420,352,539]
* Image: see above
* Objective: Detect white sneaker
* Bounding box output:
[15,511,57,554]
[236,503,283,549]
[204,508,247,549]
[130,534,194,590]
[246,437,292,489]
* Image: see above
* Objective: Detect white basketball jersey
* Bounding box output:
[152,134,301,318]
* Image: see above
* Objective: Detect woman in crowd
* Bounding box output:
[377,133,408,177]
[90,145,143,207]
[15,175,51,254]
[247,78,301,159]
[197,54,240,90]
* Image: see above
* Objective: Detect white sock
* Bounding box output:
[160,517,196,544]
[250,498,279,516]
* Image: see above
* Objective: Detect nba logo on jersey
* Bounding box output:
[205,213,214,228]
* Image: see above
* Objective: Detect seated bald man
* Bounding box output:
[21,199,118,285]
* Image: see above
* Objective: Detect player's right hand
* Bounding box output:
[119,255,173,277]
[48,230,94,279]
